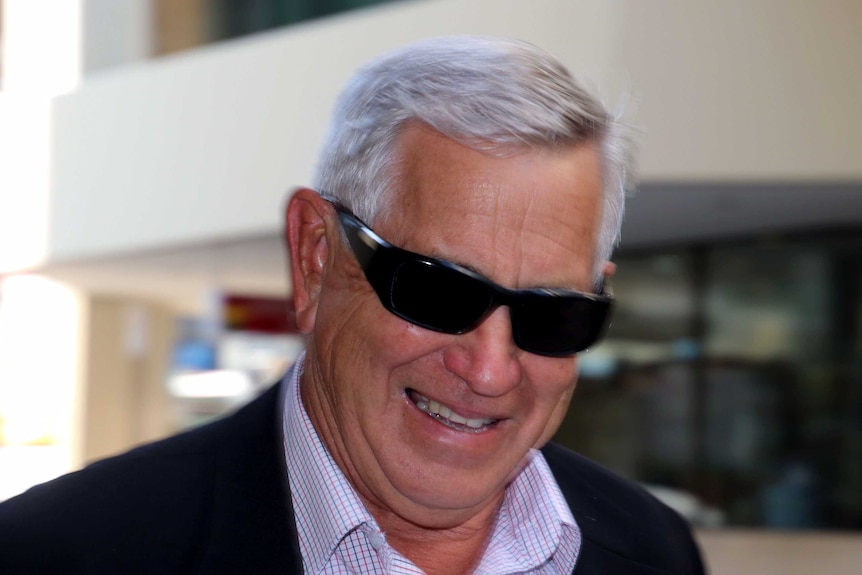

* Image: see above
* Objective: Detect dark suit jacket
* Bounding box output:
[0,382,705,574]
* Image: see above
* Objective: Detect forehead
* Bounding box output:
[378,126,603,289]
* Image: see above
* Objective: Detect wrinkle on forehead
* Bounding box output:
[477,209,596,290]
[379,126,602,291]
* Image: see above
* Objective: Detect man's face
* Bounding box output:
[300,125,603,527]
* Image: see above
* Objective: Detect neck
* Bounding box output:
[363,492,503,575]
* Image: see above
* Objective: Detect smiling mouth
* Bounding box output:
[407,389,498,433]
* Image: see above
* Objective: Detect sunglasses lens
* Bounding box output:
[337,206,611,355]
[390,261,493,333]
[512,297,611,356]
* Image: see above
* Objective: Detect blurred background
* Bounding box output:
[0,1,860,573]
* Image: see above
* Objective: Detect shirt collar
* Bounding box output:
[282,354,380,574]
[478,450,581,573]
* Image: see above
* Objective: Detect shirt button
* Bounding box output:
[367,530,385,550]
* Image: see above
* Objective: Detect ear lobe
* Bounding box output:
[285,188,332,334]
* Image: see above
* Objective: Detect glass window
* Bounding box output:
[154,0,405,57]
[555,232,862,530]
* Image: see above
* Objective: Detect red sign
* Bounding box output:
[223,295,299,334]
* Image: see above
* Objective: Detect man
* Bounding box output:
[0,37,704,574]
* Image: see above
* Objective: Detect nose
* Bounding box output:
[442,306,523,397]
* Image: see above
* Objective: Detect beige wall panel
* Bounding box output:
[79,296,174,463]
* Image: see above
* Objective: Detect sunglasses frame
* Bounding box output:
[332,203,613,357]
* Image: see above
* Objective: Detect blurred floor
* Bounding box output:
[696,529,862,574]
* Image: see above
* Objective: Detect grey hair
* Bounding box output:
[312,36,634,276]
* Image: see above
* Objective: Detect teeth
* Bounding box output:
[410,391,495,432]
[447,411,466,425]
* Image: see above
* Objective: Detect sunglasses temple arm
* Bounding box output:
[338,214,378,269]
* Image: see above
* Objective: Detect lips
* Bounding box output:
[407,389,498,433]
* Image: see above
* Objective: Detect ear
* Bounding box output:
[285,188,333,334]
[601,261,617,279]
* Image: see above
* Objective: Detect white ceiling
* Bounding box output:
[40,235,291,315]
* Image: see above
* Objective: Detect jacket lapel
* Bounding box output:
[198,383,304,575]
[574,539,677,574]
[543,442,681,575]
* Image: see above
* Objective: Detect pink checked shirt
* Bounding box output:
[282,355,582,574]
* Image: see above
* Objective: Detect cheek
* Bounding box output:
[529,357,579,447]
[316,285,446,383]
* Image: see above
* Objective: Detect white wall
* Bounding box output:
[0,0,82,272]
[623,0,862,181]
[47,0,624,262]
[45,0,862,264]
[0,276,83,500]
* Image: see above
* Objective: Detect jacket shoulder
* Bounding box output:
[542,442,705,574]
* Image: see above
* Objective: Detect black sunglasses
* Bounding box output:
[333,204,613,357]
